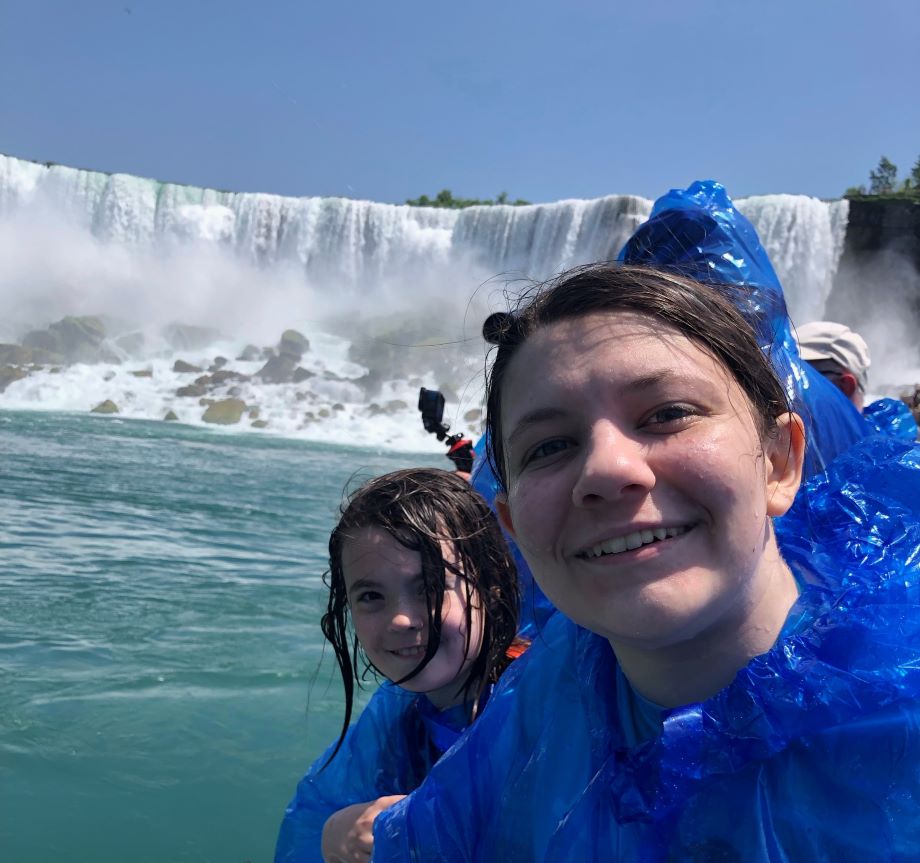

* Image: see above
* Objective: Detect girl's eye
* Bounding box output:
[644,404,698,428]
[354,590,383,604]
[523,438,571,466]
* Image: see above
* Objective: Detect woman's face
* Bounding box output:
[495,311,801,651]
[342,527,483,709]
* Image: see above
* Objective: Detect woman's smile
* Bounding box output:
[496,310,799,652]
[576,524,693,559]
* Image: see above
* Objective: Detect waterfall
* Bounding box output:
[736,194,849,325]
[0,152,854,447]
[0,153,847,321]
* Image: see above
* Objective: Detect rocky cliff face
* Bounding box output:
[827,198,920,372]
[842,198,920,269]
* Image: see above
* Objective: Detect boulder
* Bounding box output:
[251,419,268,429]
[437,384,459,404]
[209,356,228,371]
[23,316,110,364]
[22,328,62,355]
[255,353,299,383]
[0,365,28,393]
[115,332,146,357]
[173,359,203,374]
[176,383,207,398]
[31,347,64,365]
[91,399,119,414]
[278,329,310,359]
[202,398,247,425]
[0,344,35,364]
[366,399,409,417]
[194,370,250,388]
[236,344,261,362]
[56,316,107,362]
[130,369,153,378]
[162,323,221,351]
[164,410,179,421]
[464,408,482,423]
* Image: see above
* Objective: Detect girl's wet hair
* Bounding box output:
[322,467,519,765]
[485,263,791,490]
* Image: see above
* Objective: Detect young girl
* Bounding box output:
[372,264,920,862]
[274,468,522,863]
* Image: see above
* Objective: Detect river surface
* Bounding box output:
[0,410,442,863]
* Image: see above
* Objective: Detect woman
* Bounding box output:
[372,264,920,862]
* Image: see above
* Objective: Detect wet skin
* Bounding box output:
[495,312,804,706]
[342,527,483,709]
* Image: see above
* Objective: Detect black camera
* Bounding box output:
[418,387,448,438]
[417,387,474,474]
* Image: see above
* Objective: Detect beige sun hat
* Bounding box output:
[795,321,871,391]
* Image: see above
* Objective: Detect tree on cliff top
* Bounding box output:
[406,189,530,208]
[869,156,898,195]
[911,155,920,191]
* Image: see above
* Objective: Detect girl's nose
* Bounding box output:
[571,421,656,507]
[389,603,425,632]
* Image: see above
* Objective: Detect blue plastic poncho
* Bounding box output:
[471,435,555,638]
[469,180,876,642]
[275,683,478,863]
[864,397,919,442]
[618,180,872,476]
[374,435,920,862]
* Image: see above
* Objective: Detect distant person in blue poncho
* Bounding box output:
[275,469,525,863]
[373,265,920,862]
[796,320,919,441]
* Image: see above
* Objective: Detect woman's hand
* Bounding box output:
[321,795,407,863]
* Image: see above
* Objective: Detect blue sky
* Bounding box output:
[2,0,918,204]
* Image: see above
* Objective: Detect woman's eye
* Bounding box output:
[645,404,697,427]
[524,438,570,465]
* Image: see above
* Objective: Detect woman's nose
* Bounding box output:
[571,421,656,507]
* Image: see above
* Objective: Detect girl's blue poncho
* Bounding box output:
[374,435,920,862]
[275,683,476,863]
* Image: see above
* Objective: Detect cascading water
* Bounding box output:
[0,153,851,448]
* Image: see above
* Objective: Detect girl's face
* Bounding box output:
[342,527,484,709]
[495,311,801,653]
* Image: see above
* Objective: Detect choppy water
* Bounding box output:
[0,410,443,863]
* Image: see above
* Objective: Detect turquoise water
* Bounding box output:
[0,411,443,863]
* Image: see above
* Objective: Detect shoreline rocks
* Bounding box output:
[91,399,119,414]
[202,398,247,425]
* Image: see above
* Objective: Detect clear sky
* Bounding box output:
[2,0,918,204]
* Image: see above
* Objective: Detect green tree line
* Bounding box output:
[406,189,531,208]
[845,155,920,198]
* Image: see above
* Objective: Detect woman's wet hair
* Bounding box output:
[484,263,791,490]
[322,467,519,764]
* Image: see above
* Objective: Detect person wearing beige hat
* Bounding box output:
[795,321,870,411]
[797,321,918,441]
